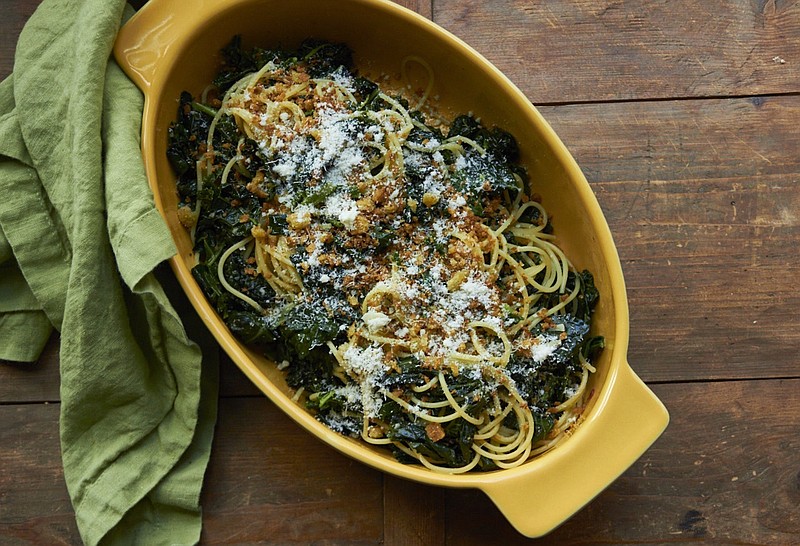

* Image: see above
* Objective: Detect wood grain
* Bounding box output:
[200,398,385,545]
[392,0,432,19]
[4,94,797,398]
[0,0,42,80]
[433,0,800,104]
[0,405,80,546]
[5,381,798,545]
[0,335,61,403]
[384,476,445,546]
[444,379,800,545]
[2,0,800,544]
[540,95,800,382]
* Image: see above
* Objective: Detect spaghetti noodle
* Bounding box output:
[168,38,603,473]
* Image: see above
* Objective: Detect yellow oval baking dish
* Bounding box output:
[114,0,669,537]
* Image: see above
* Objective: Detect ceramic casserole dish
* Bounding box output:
[114,0,669,537]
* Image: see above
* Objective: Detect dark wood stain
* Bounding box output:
[678,509,708,538]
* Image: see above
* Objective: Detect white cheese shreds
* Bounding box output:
[183,47,599,472]
[342,344,387,417]
[272,162,295,178]
[530,335,562,363]
[339,209,359,229]
[362,309,391,333]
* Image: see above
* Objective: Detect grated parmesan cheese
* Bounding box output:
[362,309,391,333]
[530,335,562,363]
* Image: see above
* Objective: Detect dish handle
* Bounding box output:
[114,0,219,91]
[480,362,669,538]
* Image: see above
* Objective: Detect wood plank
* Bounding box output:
[0,335,60,403]
[384,476,445,546]
[541,96,799,184]
[538,95,800,382]
[200,397,385,544]
[211,96,800,389]
[444,378,800,545]
[433,0,800,103]
[0,404,81,546]
[393,0,432,19]
[0,398,385,545]
[4,380,797,544]
[4,96,798,391]
[219,352,263,398]
[0,0,43,80]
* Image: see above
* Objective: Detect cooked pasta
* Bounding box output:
[168,38,603,473]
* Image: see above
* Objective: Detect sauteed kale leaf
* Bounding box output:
[168,37,604,471]
[170,37,355,355]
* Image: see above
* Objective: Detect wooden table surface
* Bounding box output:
[2,1,799,544]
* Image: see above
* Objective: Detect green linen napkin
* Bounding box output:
[0,1,218,544]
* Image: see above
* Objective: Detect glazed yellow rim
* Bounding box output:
[114,0,669,537]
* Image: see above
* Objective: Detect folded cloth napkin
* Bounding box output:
[0,1,218,544]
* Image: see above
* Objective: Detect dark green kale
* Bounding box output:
[273,300,342,358]
[445,418,479,463]
[214,36,266,93]
[508,354,581,413]
[575,270,600,322]
[370,225,396,253]
[299,39,353,78]
[531,409,556,443]
[406,111,445,148]
[390,357,425,387]
[538,315,590,365]
[267,213,288,235]
[372,364,492,469]
[308,390,345,412]
[317,412,362,437]
[194,182,262,251]
[448,151,521,217]
[191,260,229,311]
[537,270,600,324]
[223,252,275,307]
[582,335,605,359]
[284,346,341,393]
[514,203,553,235]
[354,77,380,107]
[190,235,277,346]
[443,116,525,217]
[167,92,212,202]
[225,312,277,345]
[391,422,465,465]
[299,182,338,206]
[377,396,470,467]
[447,114,520,161]
[506,312,593,411]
